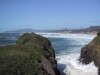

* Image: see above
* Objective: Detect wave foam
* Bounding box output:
[37,33,97,75]
[57,54,98,75]
[37,32,96,39]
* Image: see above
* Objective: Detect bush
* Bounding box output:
[97,31,100,36]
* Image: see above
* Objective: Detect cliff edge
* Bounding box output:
[79,31,100,75]
[0,33,60,75]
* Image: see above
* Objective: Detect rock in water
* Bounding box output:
[79,31,100,75]
[0,33,60,75]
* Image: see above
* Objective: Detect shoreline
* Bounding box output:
[54,31,97,35]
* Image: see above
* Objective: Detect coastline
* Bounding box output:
[0,32,98,75]
[54,31,97,35]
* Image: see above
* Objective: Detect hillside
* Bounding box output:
[4,28,36,33]
[4,28,53,33]
[4,26,100,34]
[0,33,60,75]
[54,26,100,34]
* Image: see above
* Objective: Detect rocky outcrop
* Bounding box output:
[0,33,60,75]
[79,31,100,75]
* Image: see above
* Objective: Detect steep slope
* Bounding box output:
[79,31,100,75]
[0,33,60,75]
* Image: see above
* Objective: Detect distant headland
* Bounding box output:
[4,26,100,34]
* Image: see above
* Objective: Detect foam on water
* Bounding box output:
[37,32,95,39]
[38,33,97,75]
[0,33,97,75]
[57,54,97,75]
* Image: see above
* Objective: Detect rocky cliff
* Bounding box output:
[79,31,100,75]
[0,33,60,75]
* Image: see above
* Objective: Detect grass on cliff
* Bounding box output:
[0,45,43,75]
[0,33,49,75]
[92,31,100,45]
[97,31,100,36]
[93,36,100,45]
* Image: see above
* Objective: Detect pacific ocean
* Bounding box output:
[0,32,97,75]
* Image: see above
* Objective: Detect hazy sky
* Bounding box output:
[0,0,100,32]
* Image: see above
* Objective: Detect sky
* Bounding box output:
[0,0,100,32]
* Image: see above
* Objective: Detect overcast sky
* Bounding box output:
[0,0,100,32]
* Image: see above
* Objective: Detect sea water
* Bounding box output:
[0,33,19,45]
[39,33,97,75]
[0,33,97,75]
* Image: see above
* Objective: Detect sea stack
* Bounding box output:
[79,31,100,75]
[0,33,60,75]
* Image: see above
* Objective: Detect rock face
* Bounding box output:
[79,31,100,75]
[0,33,60,75]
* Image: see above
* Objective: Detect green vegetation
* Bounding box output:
[92,31,100,45]
[0,33,52,75]
[92,36,100,45]
[97,31,100,36]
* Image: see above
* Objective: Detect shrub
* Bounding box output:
[97,31,100,36]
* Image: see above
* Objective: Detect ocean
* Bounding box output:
[0,33,97,75]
